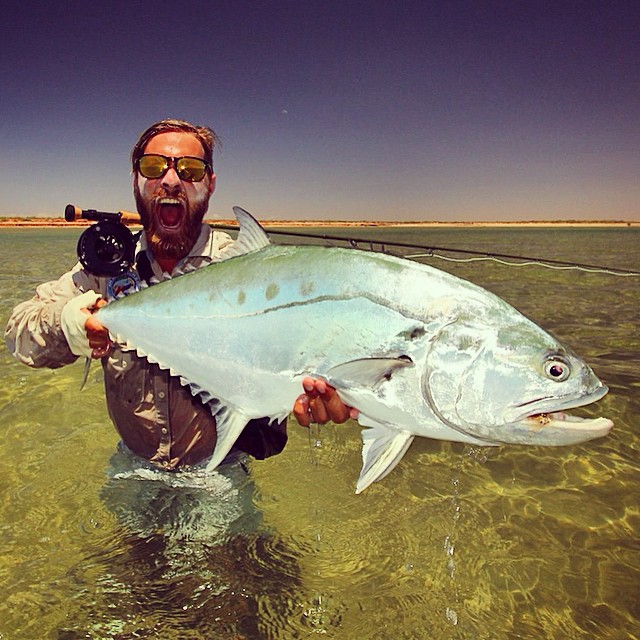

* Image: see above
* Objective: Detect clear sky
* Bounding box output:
[1,1,638,221]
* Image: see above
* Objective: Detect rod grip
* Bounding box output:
[118,210,141,224]
[64,204,82,221]
[64,204,141,224]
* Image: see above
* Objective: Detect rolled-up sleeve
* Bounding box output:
[4,266,100,369]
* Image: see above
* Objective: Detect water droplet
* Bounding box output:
[446,607,458,625]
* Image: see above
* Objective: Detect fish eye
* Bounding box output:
[543,357,571,382]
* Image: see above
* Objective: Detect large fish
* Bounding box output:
[96,208,613,493]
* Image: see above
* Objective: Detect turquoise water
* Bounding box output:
[0,226,638,639]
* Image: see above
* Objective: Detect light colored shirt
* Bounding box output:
[5,225,287,469]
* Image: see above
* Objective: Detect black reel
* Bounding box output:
[76,220,136,277]
[66,206,137,277]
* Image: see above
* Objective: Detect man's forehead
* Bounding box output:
[143,131,205,157]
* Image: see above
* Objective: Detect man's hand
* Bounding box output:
[293,377,359,427]
[61,292,112,359]
[85,299,112,359]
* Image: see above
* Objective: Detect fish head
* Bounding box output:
[423,315,613,446]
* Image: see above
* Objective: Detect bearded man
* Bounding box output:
[5,118,353,474]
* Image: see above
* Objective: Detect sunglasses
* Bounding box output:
[136,154,211,182]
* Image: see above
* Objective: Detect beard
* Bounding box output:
[134,184,209,261]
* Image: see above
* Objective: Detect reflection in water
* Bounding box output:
[102,446,260,556]
[59,454,305,639]
[59,531,304,639]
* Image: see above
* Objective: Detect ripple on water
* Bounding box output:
[1,227,638,639]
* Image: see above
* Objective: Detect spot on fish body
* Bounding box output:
[237,290,246,305]
[300,280,316,297]
[456,334,481,351]
[265,283,279,300]
[397,326,426,341]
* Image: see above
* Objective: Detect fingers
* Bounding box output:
[85,311,112,359]
[310,391,330,424]
[293,377,358,427]
[293,394,312,428]
[91,345,112,359]
[320,383,350,424]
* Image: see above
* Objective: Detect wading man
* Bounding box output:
[5,118,354,477]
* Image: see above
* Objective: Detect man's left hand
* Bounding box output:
[293,377,359,427]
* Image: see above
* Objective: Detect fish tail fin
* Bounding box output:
[356,422,414,494]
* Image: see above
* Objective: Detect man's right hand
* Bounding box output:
[85,299,112,358]
[61,291,112,359]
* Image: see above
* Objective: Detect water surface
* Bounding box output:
[0,226,638,639]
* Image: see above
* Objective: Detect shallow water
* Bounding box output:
[0,226,638,639]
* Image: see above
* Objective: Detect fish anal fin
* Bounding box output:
[356,421,415,494]
[328,356,413,390]
[204,408,250,472]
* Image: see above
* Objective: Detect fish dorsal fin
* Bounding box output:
[222,207,271,258]
[327,356,413,390]
[356,421,415,493]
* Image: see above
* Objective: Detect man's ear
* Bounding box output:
[208,172,216,196]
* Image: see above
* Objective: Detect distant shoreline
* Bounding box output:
[0,217,638,229]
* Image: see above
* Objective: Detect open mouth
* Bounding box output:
[507,384,613,444]
[524,411,613,435]
[157,197,184,229]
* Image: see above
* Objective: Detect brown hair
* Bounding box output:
[131,118,220,171]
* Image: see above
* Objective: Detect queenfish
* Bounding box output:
[96,208,613,493]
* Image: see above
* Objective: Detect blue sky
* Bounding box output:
[1,1,638,221]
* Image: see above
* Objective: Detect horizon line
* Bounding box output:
[0,215,638,228]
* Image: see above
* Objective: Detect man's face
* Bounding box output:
[133,131,216,260]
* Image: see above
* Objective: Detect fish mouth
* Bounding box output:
[521,411,613,437]
[155,197,185,230]
[507,385,613,445]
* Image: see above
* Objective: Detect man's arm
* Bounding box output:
[4,267,105,368]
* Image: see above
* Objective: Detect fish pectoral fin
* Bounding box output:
[356,421,415,494]
[327,356,413,390]
[204,408,250,472]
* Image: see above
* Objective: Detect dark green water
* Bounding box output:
[0,226,638,639]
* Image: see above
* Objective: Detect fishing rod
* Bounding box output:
[61,206,639,277]
[211,224,640,277]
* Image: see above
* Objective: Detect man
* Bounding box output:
[5,118,355,473]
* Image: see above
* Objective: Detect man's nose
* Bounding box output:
[161,166,181,192]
